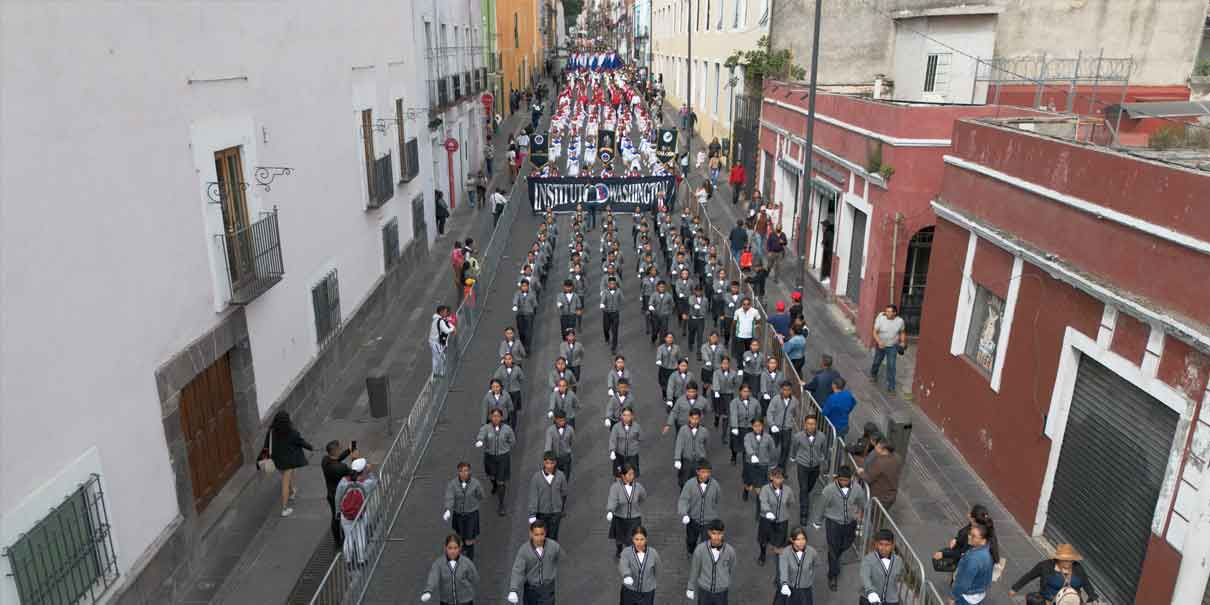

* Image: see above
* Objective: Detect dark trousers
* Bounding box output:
[537,512,563,541]
[773,431,791,469]
[678,457,703,488]
[652,314,669,341]
[825,519,857,579]
[437,216,447,234]
[719,317,733,345]
[775,588,813,605]
[658,368,673,395]
[696,590,728,604]
[516,314,534,351]
[688,318,705,350]
[685,520,709,555]
[524,580,557,605]
[734,337,752,360]
[796,465,820,525]
[604,312,620,351]
[732,184,742,205]
[510,390,524,412]
[556,455,572,480]
[560,314,577,335]
[326,496,343,547]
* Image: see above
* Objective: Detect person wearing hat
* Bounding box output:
[860,529,906,604]
[686,519,736,604]
[788,290,804,323]
[819,465,866,592]
[334,457,378,564]
[768,301,791,339]
[951,523,994,605]
[1009,543,1099,604]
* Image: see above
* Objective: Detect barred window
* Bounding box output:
[4,475,120,605]
[411,194,427,241]
[383,218,401,270]
[312,269,341,345]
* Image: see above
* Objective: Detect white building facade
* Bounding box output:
[0,1,480,603]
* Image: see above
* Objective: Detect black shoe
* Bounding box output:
[742,489,749,501]
[828,577,837,592]
[498,508,506,516]
[757,555,766,566]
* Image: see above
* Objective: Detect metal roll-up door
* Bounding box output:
[1045,355,1179,604]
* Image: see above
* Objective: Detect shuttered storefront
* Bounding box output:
[1045,356,1178,604]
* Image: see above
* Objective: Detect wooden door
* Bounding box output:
[214,147,251,282]
[179,353,243,512]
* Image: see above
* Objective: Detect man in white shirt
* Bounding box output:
[870,304,907,394]
[732,296,760,359]
[429,305,455,378]
[491,188,509,228]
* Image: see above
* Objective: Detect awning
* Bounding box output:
[1108,101,1210,119]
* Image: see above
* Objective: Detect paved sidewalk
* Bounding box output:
[670,102,1050,601]
[198,109,533,605]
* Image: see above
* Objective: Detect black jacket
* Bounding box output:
[1011,560,1097,601]
[266,428,313,470]
[321,449,352,500]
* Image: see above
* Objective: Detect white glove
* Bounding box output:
[623,576,634,586]
[528,516,537,524]
[442,510,452,522]
[666,400,673,408]
[714,391,720,397]
[508,592,520,604]
[674,460,682,470]
[765,512,776,520]
[705,361,711,367]
[780,585,792,596]
[867,594,881,604]
[750,455,760,464]
[731,428,739,436]
[421,592,432,602]
[770,425,780,433]
[605,418,613,427]
[648,305,655,311]
[608,388,615,396]
[686,590,695,600]
[610,451,617,461]
[763,394,771,400]
[557,301,564,307]
[606,511,614,521]
[682,515,691,525]
[512,306,518,312]
[548,411,555,418]
[475,440,484,448]
[600,303,606,309]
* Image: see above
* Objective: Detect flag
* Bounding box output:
[530,132,549,167]
[656,128,677,161]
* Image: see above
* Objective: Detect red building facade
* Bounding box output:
[755,81,1037,342]
[914,117,1210,603]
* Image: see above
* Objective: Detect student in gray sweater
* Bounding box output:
[765,380,799,469]
[499,326,528,367]
[544,412,575,479]
[604,379,634,429]
[606,465,647,558]
[420,534,479,604]
[673,408,710,487]
[655,332,680,392]
[493,353,525,414]
[474,410,515,515]
[527,453,569,541]
[649,282,675,344]
[790,415,829,527]
[512,280,537,351]
[820,466,866,592]
[547,357,577,394]
[559,330,585,381]
[609,407,643,476]
[547,380,580,428]
[664,359,693,409]
[777,527,819,603]
[483,379,516,427]
[442,463,485,560]
[601,279,624,354]
[507,521,562,605]
[664,382,706,436]
[686,519,737,604]
[678,462,722,557]
[757,467,795,566]
[861,529,907,604]
[618,525,661,605]
[606,356,631,397]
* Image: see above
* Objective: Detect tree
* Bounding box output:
[724,35,805,88]
[563,0,584,34]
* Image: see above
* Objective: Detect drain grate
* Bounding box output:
[285,534,336,605]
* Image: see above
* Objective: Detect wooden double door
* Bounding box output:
[179,353,243,512]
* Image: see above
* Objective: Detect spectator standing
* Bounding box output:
[485,136,495,178]
[805,354,841,408]
[728,162,746,206]
[435,190,450,235]
[321,440,354,547]
[821,377,857,440]
[491,188,509,227]
[783,327,807,377]
[1008,544,1098,604]
[767,226,788,282]
[768,301,791,338]
[951,524,994,605]
[857,438,903,509]
[335,458,378,564]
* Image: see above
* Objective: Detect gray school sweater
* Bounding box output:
[476,423,515,455]
[674,425,710,462]
[443,478,485,514]
[559,341,585,368]
[527,470,568,515]
[547,368,578,392]
[482,391,514,423]
[649,291,674,317]
[498,338,527,363]
[665,395,707,427]
[492,364,524,393]
[861,551,907,603]
[759,369,785,400]
[714,370,742,396]
[766,395,798,432]
[758,483,796,522]
[618,546,661,593]
[606,369,631,394]
[547,390,581,420]
[779,547,819,590]
[423,556,479,604]
[544,424,575,459]
[664,371,692,403]
[819,481,866,524]
[656,344,681,369]
[790,430,829,469]
[512,290,537,315]
[701,343,725,370]
[729,397,758,429]
[744,431,779,464]
[509,540,562,591]
[609,421,642,456]
[688,542,737,594]
[677,478,722,523]
[601,287,624,312]
[606,480,647,519]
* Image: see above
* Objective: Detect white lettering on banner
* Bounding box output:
[529,177,677,213]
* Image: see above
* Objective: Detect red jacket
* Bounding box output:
[729,164,746,186]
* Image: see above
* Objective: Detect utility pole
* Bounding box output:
[796,0,822,291]
[685,0,693,182]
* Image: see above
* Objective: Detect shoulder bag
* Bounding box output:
[258,431,277,472]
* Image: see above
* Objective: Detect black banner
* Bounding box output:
[656,128,678,161]
[530,132,549,167]
[528,176,678,214]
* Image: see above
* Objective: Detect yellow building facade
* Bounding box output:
[497,0,546,113]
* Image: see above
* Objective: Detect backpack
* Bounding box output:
[739,250,754,270]
[1053,585,1082,605]
[466,256,481,278]
[340,482,366,521]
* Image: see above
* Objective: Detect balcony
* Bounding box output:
[368,150,394,208]
[220,208,284,305]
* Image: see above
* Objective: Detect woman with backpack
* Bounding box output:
[335,458,378,565]
[261,411,313,518]
[1008,544,1099,605]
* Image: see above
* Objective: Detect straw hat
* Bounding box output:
[1053,544,1083,561]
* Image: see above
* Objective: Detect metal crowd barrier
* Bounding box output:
[306,172,526,605]
[693,195,948,604]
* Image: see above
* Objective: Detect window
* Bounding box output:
[395,99,408,180]
[361,109,375,201]
[964,285,1004,375]
[705,0,711,30]
[411,193,427,240]
[382,217,401,270]
[402,138,420,182]
[214,147,251,280]
[733,0,744,28]
[923,52,951,93]
[425,21,433,56]
[4,475,120,605]
[714,62,721,115]
[312,269,341,345]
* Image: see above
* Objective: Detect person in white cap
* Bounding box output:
[334,458,377,565]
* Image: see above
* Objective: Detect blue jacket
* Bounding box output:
[782,334,806,362]
[952,545,993,600]
[821,391,856,434]
[805,368,841,407]
[768,313,791,338]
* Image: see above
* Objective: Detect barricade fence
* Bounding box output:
[307,169,525,605]
[693,196,949,605]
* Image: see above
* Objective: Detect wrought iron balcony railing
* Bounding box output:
[219,208,285,304]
